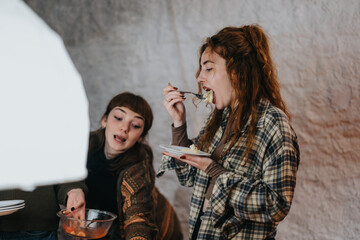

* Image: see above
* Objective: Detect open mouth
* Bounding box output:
[203,87,210,92]
[203,87,215,104]
[114,135,126,143]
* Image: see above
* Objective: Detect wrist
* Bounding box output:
[173,120,185,128]
[67,188,82,197]
[205,161,227,178]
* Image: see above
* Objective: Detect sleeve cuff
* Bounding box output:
[205,161,227,178]
[157,155,179,177]
[171,122,187,132]
[171,123,190,146]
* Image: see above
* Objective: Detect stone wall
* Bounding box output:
[25,0,360,239]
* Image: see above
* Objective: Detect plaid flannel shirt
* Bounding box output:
[157,99,300,240]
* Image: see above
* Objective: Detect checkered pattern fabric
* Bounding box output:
[157,99,299,240]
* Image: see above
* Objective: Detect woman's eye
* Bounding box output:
[132,124,141,129]
[114,116,122,121]
[206,68,213,72]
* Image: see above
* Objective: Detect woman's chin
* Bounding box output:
[215,103,225,110]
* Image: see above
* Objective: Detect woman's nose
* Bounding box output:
[120,123,129,133]
[197,73,206,84]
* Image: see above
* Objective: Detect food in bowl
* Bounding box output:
[57,208,117,239]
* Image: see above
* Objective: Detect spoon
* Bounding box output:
[83,219,100,228]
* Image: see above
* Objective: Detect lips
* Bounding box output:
[114,135,126,143]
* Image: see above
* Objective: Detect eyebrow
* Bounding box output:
[115,107,145,121]
[202,60,214,65]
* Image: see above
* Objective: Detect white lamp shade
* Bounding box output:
[0,0,89,191]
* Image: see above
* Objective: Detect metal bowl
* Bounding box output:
[57,208,117,239]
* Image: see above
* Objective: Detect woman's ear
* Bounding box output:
[137,136,143,143]
[101,116,107,128]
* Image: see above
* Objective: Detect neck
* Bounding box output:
[103,145,125,160]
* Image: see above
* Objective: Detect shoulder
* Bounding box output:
[122,143,155,181]
[257,100,297,148]
[258,100,292,132]
[120,159,155,191]
[125,160,154,178]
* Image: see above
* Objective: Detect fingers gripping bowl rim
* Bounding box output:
[57,208,117,239]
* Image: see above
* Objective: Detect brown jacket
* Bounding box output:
[87,136,183,240]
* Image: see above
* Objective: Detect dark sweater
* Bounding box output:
[86,149,120,215]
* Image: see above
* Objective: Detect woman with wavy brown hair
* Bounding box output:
[158,25,300,239]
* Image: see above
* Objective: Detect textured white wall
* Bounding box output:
[26,0,360,239]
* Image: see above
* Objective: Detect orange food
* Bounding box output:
[63,223,76,234]
[63,223,86,237]
[63,223,108,238]
[77,231,86,237]
[90,228,107,238]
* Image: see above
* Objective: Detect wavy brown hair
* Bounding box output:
[196,25,290,160]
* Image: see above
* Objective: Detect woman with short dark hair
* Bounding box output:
[86,92,183,240]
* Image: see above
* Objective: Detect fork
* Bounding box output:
[181,91,204,100]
